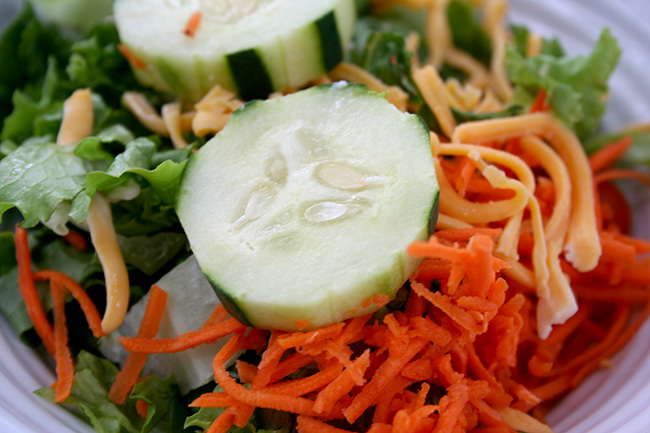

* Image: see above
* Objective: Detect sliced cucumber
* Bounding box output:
[113,0,356,101]
[177,83,439,331]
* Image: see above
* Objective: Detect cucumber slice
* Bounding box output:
[113,0,356,101]
[177,83,439,330]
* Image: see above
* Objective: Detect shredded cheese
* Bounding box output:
[329,62,409,111]
[413,65,456,137]
[484,0,514,101]
[162,102,190,149]
[57,89,94,146]
[426,0,451,69]
[445,48,491,88]
[452,113,602,272]
[122,92,169,136]
[520,135,577,338]
[474,89,505,113]
[57,88,131,335]
[87,194,130,334]
[526,33,543,57]
[498,408,555,433]
[192,111,231,137]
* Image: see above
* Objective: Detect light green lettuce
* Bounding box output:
[506,28,621,138]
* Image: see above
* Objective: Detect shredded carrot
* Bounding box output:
[455,156,476,197]
[529,88,550,113]
[206,410,236,433]
[236,360,258,384]
[296,415,355,433]
[183,11,203,37]
[118,44,146,70]
[295,319,311,330]
[277,322,345,349]
[14,227,56,355]
[51,278,74,403]
[200,304,229,330]
[435,228,503,242]
[136,399,148,419]
[33,270,105,338]
[90,224,650,432]
[373,293,390,307]
[211,333,318,415]
[109,285,167,404]
[118,317,245,353]
[313,350,371,414]
[60,229,88,251]
[589,136,634,173]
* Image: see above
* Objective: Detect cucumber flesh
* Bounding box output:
[177,83,439,331]
[99,256,226,394]
[114,0,356,101]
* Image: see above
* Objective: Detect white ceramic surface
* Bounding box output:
[1,1,650,432]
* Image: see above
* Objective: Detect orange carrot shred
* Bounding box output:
[295,319,310,330]
[200,303,229,330]
[236,360,258,384]
[589,136,634,173]
[206,409,236,433]
[136,400,148,419]
[14,227,56,356]
[343,339,427,423]
[211,333,317,415]
[183,11,202,37]
[119,317,245,353]
[109,285,167,404]
[61,228,88,251]
[296,415,356,433]
[313,350,370,414]
[277,322,345,349]
[33,270,105,338]
[118,44,146,70]
[530,88,550,113]
[51,278,74,403]
[373,293,390,307]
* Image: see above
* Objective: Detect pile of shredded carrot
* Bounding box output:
[13,130,650,432]
[115,134,650,430]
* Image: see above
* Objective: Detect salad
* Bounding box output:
[2,1,650,433]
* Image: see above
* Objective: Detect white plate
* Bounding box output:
[1,1,650,432]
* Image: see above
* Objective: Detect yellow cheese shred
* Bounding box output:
[57,89,94,146]
[162,102,190,149]
[520,136,577,338]
[452,113,602,272]
[329,62,409,112]
[86,194,130,334]
[413,65,457,137]
[498,408,555,433]
[484,0,514,101]
[57,89,131,334]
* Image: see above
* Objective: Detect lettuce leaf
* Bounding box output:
[0,140,88,230]
[0,131,188,236]
[446,0,492,66]
[36,351,192,433]
[347,9,424,101]
[130,375,188,433]
[36,351,142,433]
[118,232,187,276]
[0,3,71,121]
[506,28,621,138]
